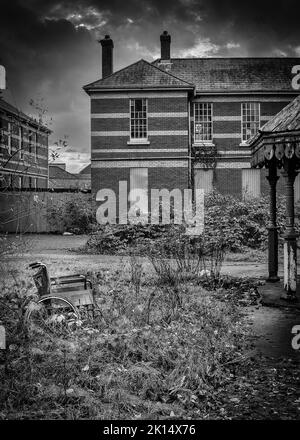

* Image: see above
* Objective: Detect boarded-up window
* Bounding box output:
[242,169,261,199]
[194,169,213,193]
[129,168,148,215]
[294,173,300,202]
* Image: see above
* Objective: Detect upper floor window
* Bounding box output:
[241,102,260,142]
[19,126,24,160]
[130,98,147,139]
[7,122,12,154]
[194,103,213,142]
[28,130,37,161]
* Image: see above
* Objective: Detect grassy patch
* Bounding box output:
[0,263,250,420]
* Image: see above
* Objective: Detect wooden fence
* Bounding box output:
[0,191,92,233]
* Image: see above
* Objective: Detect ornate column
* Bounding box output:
[281,162,298,300]
[266,160,280,282]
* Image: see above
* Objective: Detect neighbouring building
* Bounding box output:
[49,163,91,190]
[0,98,50,190]
[83,32,300,215]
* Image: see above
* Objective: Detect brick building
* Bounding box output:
[0,98,50,190]
[49,163,91,190]
[83,32,300,215]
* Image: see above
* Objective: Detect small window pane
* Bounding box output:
[130,99,147,139]
[194,103,213,142]
[241,102,260,141]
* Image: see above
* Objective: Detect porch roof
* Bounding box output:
[249,94,300,167]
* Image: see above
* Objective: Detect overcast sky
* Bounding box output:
[1,0,300,172]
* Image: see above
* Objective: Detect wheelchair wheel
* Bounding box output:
[25,296,80,335]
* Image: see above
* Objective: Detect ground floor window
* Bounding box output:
[129,168,148,217]
[242,169,261,198]
[194,169,214,193]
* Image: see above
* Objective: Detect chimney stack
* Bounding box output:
[100,35,114,78]
[160,31,171,61]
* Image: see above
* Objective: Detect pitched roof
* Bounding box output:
[79,164,90,175]
[0,98,51,133]
[83,59,194,91]
[49,165,77,179]
[152,58,300,93]
[259,95,300,134]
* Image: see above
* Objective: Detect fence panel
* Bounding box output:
[0,191,91,233]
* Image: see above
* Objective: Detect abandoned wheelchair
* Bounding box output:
[25,262,98,333]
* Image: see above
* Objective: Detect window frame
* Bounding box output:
[193,102,213,144]
[241,102,260,143]
[129,98,148,141]
[7,121,12,154]
[19,126,24,160]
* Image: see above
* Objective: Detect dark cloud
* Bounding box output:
[1,0,300,170]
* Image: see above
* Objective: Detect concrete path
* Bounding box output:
[245,305,300,360]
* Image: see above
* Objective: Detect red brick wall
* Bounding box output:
[213,169,242,197]
[92,165,188,220]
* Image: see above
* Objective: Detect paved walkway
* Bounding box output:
[245,305,300,360]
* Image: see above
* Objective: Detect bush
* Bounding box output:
[47,194,96,234]
[203,192,288,251]
[86,224,184,255]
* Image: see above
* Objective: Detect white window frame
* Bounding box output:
[129,98,148,142]
[7,122,12,154]
[194,102,213,144]
[18,126,24,160]
[241,102,260,143]
[28,130,37,161]
[33,132,37,162]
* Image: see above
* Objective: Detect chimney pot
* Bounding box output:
[160,30,171,60]
[100,35,114,78]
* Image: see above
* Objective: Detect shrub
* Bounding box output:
[85,192,294,254]
[203,192,288,251]
[47,194,96,234]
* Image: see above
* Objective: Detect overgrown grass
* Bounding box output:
[0,263,249,420]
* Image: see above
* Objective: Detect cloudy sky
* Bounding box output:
[1,0,300,172]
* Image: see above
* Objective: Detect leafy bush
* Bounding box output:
[86,224,183,254]
[204,192,288,252]
[85,191,298,254]
[47,194,96,234]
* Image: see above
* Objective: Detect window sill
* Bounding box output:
[192,142,215,147]
[127,139,150,146]
[239,142,249,147]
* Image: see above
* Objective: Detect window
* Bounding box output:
[241,102,260,142]
[194,103,213,142]
[130,99,147,139]
[7,122,12,154]
[129,168,148,221]
[28,176,36,189]
[33,133,37,162]
[242,169,261,199]
[28,130,37,160]
[19,126,24,159]
[18,176,22,189]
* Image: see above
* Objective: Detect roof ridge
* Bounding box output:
[154,57,300,61]
[49,165,76,177]
[141,58,195,87]
[0,97,51,133]
[83,58,145,89]
[83,58,195,90]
